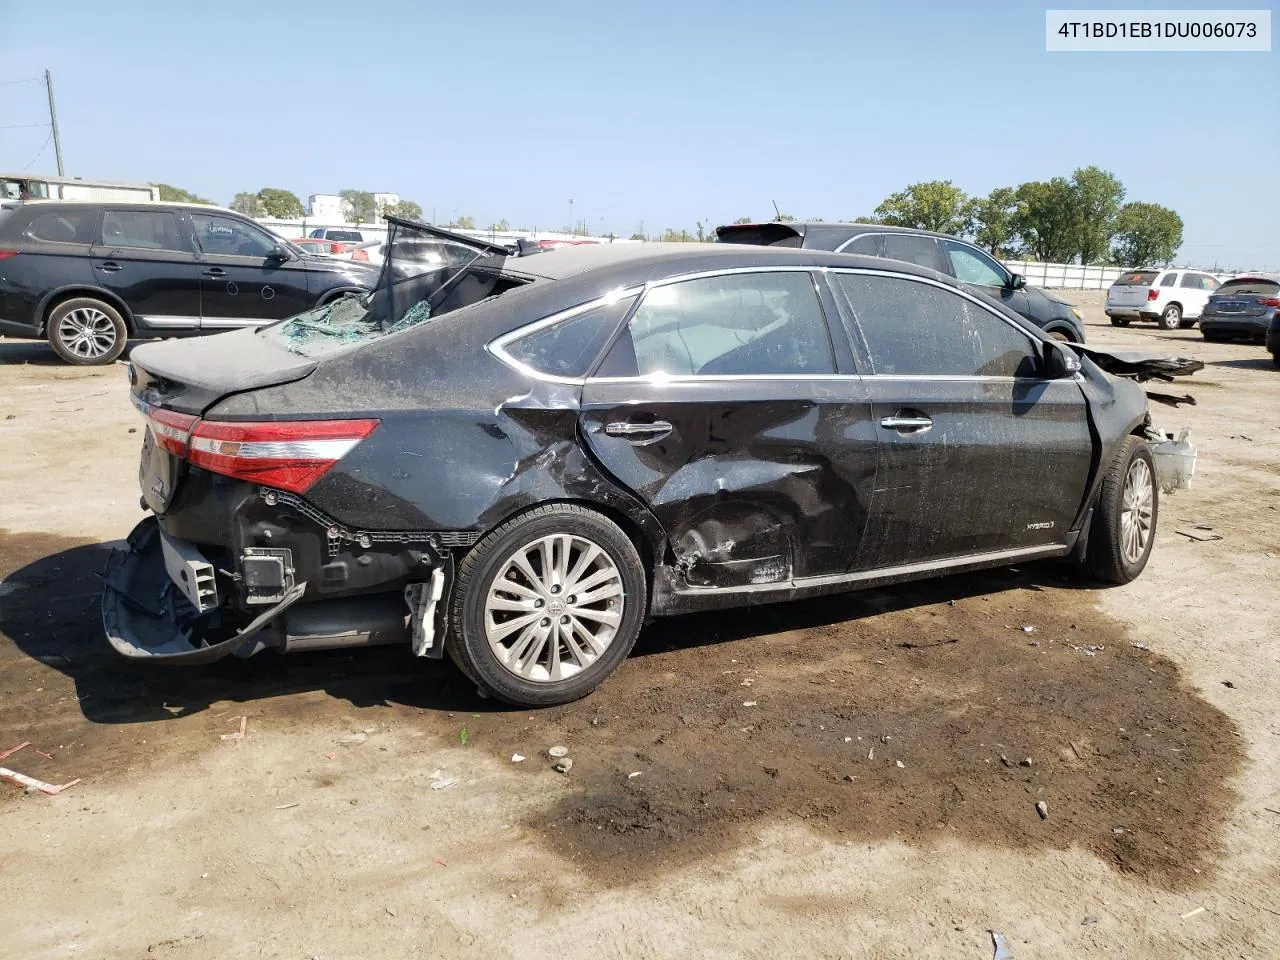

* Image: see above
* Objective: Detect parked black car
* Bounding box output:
[1198,275,1280,345]
[0,201,379,364]
[105,234,1183,707]
[717,222,1087,342]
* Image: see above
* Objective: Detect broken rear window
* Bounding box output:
[262,220,531,358]
[1114,271,1159,286]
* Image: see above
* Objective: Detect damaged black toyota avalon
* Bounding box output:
[104,219,1198,706]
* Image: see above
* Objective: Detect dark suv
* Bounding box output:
[717,222,1086,342]
[0,201,379,364]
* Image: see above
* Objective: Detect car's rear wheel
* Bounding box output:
[1177,318,1196,329]
[1109,315,1130,327]
[1083,436,1158,585]
[1159,304,1182,330]
[47,297,127,365]
[447,504,646,706]
[1048,330,1072,342]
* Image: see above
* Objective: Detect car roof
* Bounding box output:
[14,198,241,216]
[718,221,967,244]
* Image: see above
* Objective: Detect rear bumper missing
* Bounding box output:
[102,519,307,664]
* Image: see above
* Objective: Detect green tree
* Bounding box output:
[339,189,377,224]
[971,186,1017,257]
[629,232,647,241]
[230,192,261,217]
[491,218,510,231]
[1012,178,1079,262]
[1110,202,1183,267]
[255,187,304,219]
[383,199,424,220]
[449,214,476,230]
[873,180,972,234]
[774,212,797,222]
[660,228,695,242]
[1069,166,1125,264]
[153,183,211,204]
[733,216,754,224]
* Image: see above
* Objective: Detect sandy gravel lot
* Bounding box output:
[2,290,1277,959]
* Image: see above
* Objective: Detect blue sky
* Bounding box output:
[1,0,1276,268]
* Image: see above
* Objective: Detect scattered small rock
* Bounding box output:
[843,736,853,743]
[385,907,396,917]
[552,757,573,774]
[763,765,780,777]
[1082,915,1099,925]
[1000,754,1014,768]
[1019,757,1033,768]
[127,426,136,432]
[1022,625,1036,633]
[742,700,757,707]
[627,771,641,779]
[548,745,569,758]
[511,753,525,763]
[1222,680,1235,689]
[1113,827,1126,834]
[844,774,857,782]
[1035,800,1049,820]
[895,760,905,769]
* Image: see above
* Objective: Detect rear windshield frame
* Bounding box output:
[1114,270,1160,286]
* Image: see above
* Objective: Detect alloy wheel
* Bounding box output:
[484,533,624,682]
[57,307,117,360]
[1119,458,1154,565]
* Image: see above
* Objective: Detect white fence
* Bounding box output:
[255,217,633,248]
[1005,260,1235,289]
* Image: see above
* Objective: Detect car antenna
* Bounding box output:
[771,200,782,222]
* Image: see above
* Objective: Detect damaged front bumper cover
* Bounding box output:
[102,519,307,664]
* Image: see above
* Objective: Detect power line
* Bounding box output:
[0,122,50,129]
[19,131,54,173]
[0,77,44,86]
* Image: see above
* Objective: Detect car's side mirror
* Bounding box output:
[1044,339,1082,378]
[1008,272,1027,290]
[267,244,293,261]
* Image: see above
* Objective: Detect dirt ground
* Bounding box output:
[2,291,1278,959]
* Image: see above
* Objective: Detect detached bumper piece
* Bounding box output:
[102,518,306,664]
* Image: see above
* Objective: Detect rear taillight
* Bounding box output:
[188,419,380,494]
[351,248,368,261]
[133,396,198,456]
[0,249,19,261]
[1257,297,1280,308]
[1147,289,1160,301]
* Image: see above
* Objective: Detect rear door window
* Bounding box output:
[1159,272,1179,287]
[1179,273,1206,289]
[25,209,94,243]
[596,271,835,378]
[842,234,883,256]
[836,273,1040,379]
[99,210,185,251]
[882,234,947,273]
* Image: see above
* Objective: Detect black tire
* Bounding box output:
[447,504,646,706]
[1159,304,1182,330]
[1202,330,1229,343]
[1177,318,1196,329]
[1082,436,1158,585]
[1271,352,1280,370]
[1048,330,1071,342]
[46,297,127,365]
[1109,315,1130,327]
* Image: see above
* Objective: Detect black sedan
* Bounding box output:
[105,232,1170,707]
[717,221,1087,342]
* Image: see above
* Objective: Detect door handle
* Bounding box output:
[97,261,121,273]
[879,415,933,433]
[604,420,673,441]
[202,267,227,278]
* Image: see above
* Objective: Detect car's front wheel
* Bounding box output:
[447,504,646,706]
[1083,436,1158,584]
[47,297,127,365]
[1159,304,1183,330]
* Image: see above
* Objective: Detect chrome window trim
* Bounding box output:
[832,231,880,255]
[489,264,1068,387]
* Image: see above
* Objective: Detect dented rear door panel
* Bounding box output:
[579,377,877,586]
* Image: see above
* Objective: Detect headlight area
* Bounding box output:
[102,472,471,664]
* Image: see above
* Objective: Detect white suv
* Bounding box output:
[1106,268,1221,330]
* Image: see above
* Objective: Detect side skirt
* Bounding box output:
[650,542,1075,617]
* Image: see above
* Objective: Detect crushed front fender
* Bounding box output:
[102,518,306,664]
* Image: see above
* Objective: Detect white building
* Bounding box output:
[307,194,346,221]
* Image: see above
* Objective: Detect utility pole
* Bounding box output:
[45,69,64,176]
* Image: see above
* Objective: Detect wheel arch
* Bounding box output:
[318,285,369,306]
[37,286,135,336]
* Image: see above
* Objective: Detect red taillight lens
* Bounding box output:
[351,248,368,261]
[188,419,380,494]
[1147,289,1160,301]
[0,249,20,261]
[1257,297,1280,308]
[132,395,198,456]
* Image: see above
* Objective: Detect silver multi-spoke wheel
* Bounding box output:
[484,533,624,683]
[1119,458,1154,565]
[57,306,118,359]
